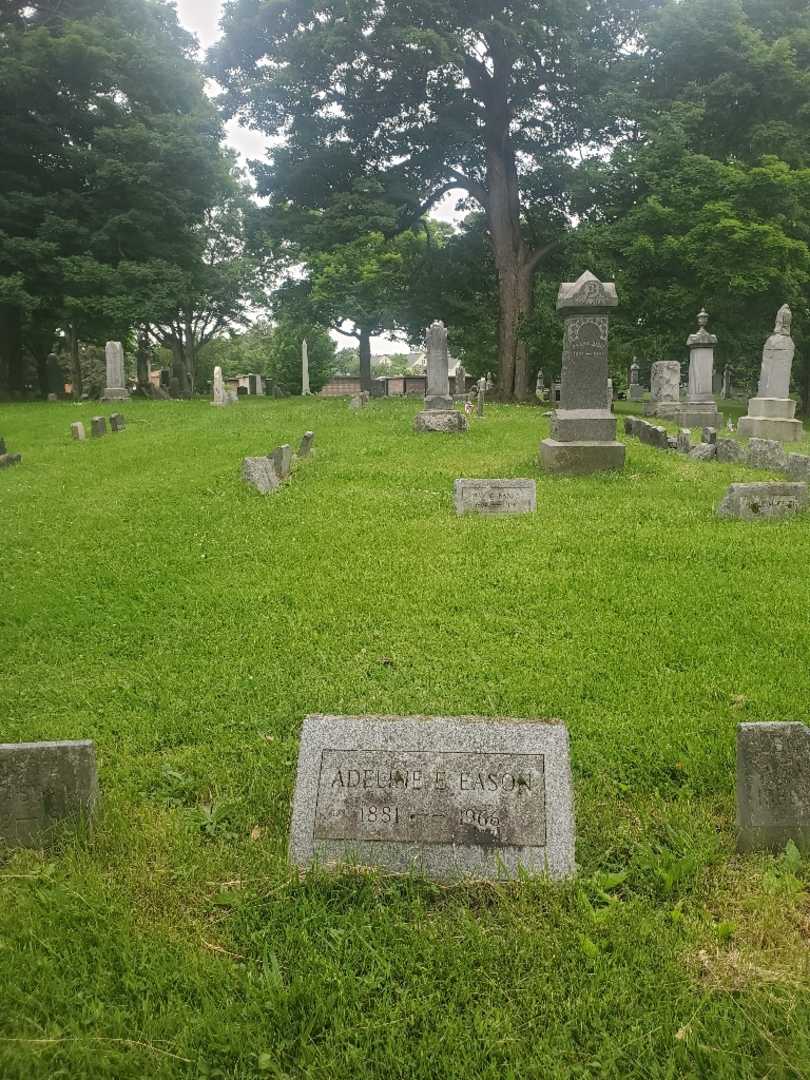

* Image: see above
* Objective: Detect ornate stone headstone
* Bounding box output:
[212,366,226,407]
[301,339,311,396]
[288,714,575,881]
[680,310,723,428]
[737,306,802,442]
[100,341,129,402]
[539,271,624,475]
[413,321,466,433]
[737,723,810,852]
[0,741,98,847]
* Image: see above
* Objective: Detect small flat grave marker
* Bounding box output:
[737,723,810,852]
[0,740,98,847]
[289,714,575,881]
[454,479,536,516]
[716,482,808,520]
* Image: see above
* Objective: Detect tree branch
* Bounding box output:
[524,235,568,275]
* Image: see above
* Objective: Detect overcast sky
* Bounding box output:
[175,0,461,353]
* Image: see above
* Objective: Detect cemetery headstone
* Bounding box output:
[100,341,129,402]
[535,369,545,401]
[91,416,107,437]
[702,426,717,445]
[746,437,788,472]
[272,444,294,480]
[47,393,58,403]
[71,422,86,441]
[212,366,226,407]
[737,306,802,442]
[786,454,810,481]
[288,714,575,881]
[678,310,723,428]
[737,723,810,852]
[454,362,467,399]
[242,457,280,494]
[0,740,98,848]
[539,271,625,475]
[715,438,745,464]
[676,428,691,454]
[722,365,732,400]
[413,322,467,433]
[688,443,716,461]
[716,482,808,520]
[628,359,644,401]
[453,479,537,515]
[476,376,486,418]
[301,339,311,396]
[109,413,125,433]
[298,431,315,458]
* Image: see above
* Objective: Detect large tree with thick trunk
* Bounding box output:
[211,0,648,399]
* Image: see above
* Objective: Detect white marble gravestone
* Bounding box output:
[737,306,802,442]
[100,341,129,402]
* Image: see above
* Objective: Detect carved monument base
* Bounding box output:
[737,398,802,442]
[539,438,625,475]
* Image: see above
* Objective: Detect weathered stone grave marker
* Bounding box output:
[716,482,808,520]
[737,723,810,852]
[414,322,467,433]
[738,306,802,442]
[242,457,280,494]
[91,416,107,437]
[109,413,125,433]
[681,310,723,429]
[71,422,86,441]
[454,479,536,516]
[298,431,315,458]
[539,270,624,474]
[0,741,98,847]
[289,714,575,881]
[272,444,293,481]
[100,341,129,402]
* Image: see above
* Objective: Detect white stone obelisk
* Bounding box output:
[212,366,226,406]
[302,339,311,396]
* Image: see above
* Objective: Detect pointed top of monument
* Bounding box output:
[774,304,792,336]
[687,308,717,348]
[556,270,618,313]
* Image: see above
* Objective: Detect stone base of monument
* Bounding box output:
[737,398,802,442]
[671,401,723,428]
[551,409,617,443]
[413,409,467,433]
[539,438,625,475]
[650,400,681,419]
[425,394,454,411]
[100,388,130,402]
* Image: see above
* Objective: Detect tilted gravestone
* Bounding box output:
[454,479,536,516]
[716,482,808,520]
[298,431,315,459]
[0,741,98,847]
[539,271,624,475]
[737,723,810,852]
[289,715,575,881]
[242,457,280,494]
[272,444,293,481]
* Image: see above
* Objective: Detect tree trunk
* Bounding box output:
[170,339,190,396]
[799,352,810,418]
[184,313,196,394]
[359,328,373,392]
[69,323,82,400]
[0,304,23,398]
[136,331,151,393]
[484,92,533,401]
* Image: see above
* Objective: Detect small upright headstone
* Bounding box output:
[747,437,788,472]
[701,426,717,445]
[535,369,545,401]
[650,361,681,420]
[298,431,315,458]
[454,362,467,399]
[91,416,107,437]
[109,413,125,433]
[539,270,624,475]
[413,321,466,433]
[737,306,802,442]
[628,359,644,401]
[737,723,810,852]
[715,438,745,464]
[0,740,98,847]
[100,341,129,402]
[722,365,732,400]
[676,428,691,454]
[288,714,575,881]
[272,444,293,480]
[47,393,58,403]
[476,376,486,418]
[348,394,364,410]
[71,422,86,441]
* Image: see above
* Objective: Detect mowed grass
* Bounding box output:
[1,396,810,1079]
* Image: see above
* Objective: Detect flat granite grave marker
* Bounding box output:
[737,723,810,852]
[289,714,575,881]
[0,740,98,847]
[454,479,536,516]
[716,482,808,520]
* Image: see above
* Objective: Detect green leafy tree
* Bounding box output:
[211,0,648,400]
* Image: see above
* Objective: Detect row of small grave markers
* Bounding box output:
[71,413,126,440]
[3,719,808,882]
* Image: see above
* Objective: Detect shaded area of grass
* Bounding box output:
[1,398,809,1078]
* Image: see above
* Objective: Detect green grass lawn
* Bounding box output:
[2,397,809,1079]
